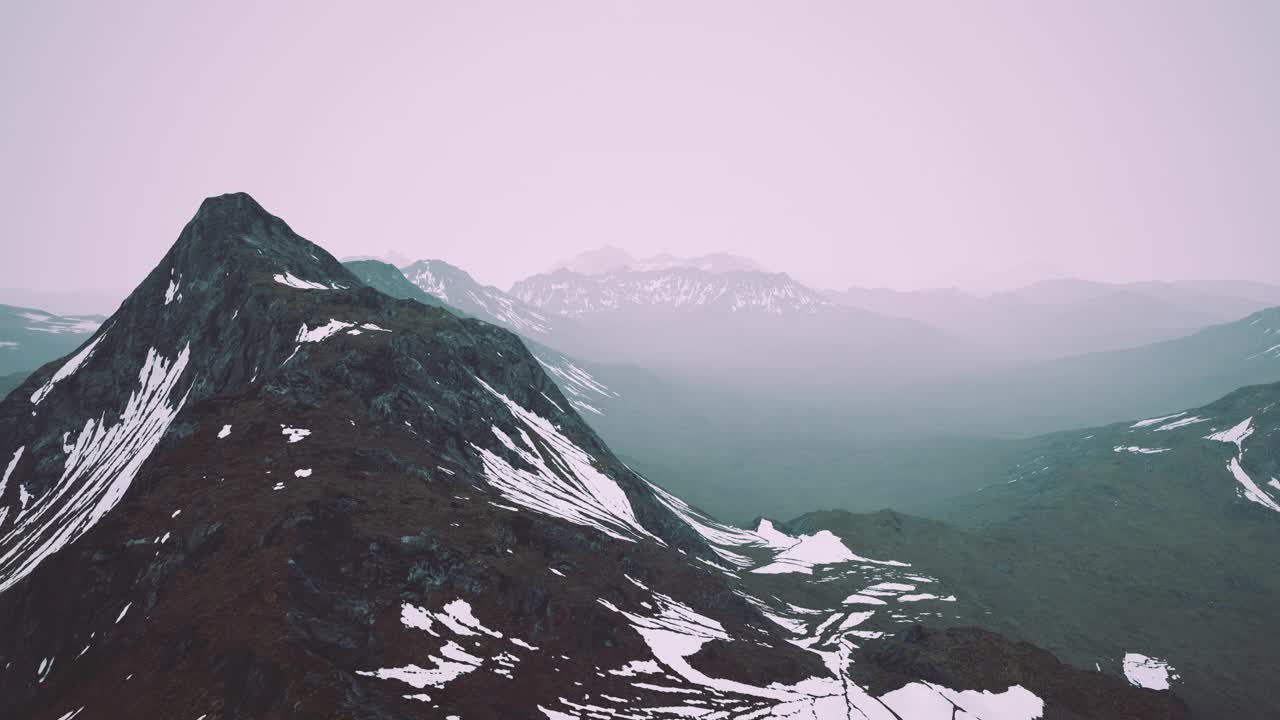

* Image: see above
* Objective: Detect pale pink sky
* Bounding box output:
[2,1,1277,295]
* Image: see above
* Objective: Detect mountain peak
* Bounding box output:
[401,258,554,334]
[159,193,355,296]
[193,190,268,217]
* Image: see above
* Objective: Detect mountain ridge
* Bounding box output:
[512,266,829,317]
[0,193,1185,719]
[549,247,767,276]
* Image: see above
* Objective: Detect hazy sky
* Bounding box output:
[2,1,1278,297]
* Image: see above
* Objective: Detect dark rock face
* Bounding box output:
[0,194,1195,719]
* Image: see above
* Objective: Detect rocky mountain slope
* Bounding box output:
[0,194,1184,719]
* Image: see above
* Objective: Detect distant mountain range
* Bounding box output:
[8,247,1280,530]
[0,288,125,317]
[511,267,829,317]
[0,193,1188,719]
[827,277,1280,362]
[0,304,103,377]
[550,246,767,275]
[899,304,1280,437]
[401,259,558,337]
[10,248,1279,527]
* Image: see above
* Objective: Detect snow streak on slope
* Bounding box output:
[1228,457,1280,512]
[358,598,539,700]
[1113,446,1170,455]
[0,344,192,593]
[1153,415,1207,431]
[295,320,354,343]
[470,377,659,543]
[273,272,346,290]
[531,352,620,417]
[30,334,108,406]
[1131,412,1186,429]
[463,289,552,335]
[1200,416,1280,513]
[1129,410,1280,514]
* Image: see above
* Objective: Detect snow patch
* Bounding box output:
[1123,653,1177,690]
[282,427,311,443]
[1154,416,1207,431]
[1227,457,1280,513]
[297,319,354,343]
[274,272,344,290]
[1206,417,1254,453]
[1113,446,1170,455]
[164,276,181,305]
[1131,412,1186,428]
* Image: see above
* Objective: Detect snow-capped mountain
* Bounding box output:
[507,265,982,386]
[0,193,1183,719]
[401,259,556,336]
[550,247,767,276]
[511,267,830,317]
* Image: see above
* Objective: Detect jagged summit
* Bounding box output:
[162,192,355,293]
